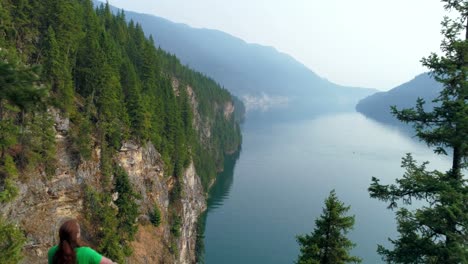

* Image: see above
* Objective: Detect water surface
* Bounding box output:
[202,112,451,263]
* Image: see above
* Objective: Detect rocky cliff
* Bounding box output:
[0,2,242,263]
[0,111,207,263]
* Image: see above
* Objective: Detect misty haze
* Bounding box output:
[0,1,466,264]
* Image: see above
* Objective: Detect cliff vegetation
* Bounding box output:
[0,0,242,263]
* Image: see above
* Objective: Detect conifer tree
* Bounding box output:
[0,0,242,261]
[120,58,150,141]
[114,165,140,243]
[0,217,26,264]
[369,1,468,263]
[296,190,361,264]
[150,203,162,227]
[0,50,44,201]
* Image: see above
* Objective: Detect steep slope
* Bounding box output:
[356,73,442,125]
[106,5,376,112]
[0,1,241,263]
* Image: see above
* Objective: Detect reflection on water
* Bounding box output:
[207,151,241,210]
[196,150,241,263]
[199,111,451,264]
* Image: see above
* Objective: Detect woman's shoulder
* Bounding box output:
[47,245,58,263]
[76,246,103,262]
[76,246,97,253]
[48,245,58,256]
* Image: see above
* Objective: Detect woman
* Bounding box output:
[48,219,115,264]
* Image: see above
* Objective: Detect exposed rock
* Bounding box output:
[111,192,118,202]
[2,134,206,264]
[187,85,212,141]
[118,142,206,264]
[1,132,90,263]
[179,163,206,263]
[49,108,69,134]
[172,77,180,96]
[117,142,168,222]
[224,101,234,119]
[120,141,139,152]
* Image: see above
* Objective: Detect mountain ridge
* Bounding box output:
[98,1,377,113]
[356,72,442,125]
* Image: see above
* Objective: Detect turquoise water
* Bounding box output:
[202,111,451,264]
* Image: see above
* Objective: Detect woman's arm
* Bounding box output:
[100,256,116,264]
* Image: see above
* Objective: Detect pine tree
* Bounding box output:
[296,190,361,264]
[120,58,150,141]
[0,50,45,200]
[21,111,56,176]
[43,26,74,113]
[114,165,140,243]
[0,155,19,203]
[150,203,162,227]
[0,217,26,264]
[0,0,242,261]
[83,186,125,263]
[369,1,468,263]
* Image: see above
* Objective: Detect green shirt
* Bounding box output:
[48,245,103,264]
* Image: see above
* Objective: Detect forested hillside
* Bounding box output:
[356,73,442,125]
[108,5,376,113]
[0,0,241,263]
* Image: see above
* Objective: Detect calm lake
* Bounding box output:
[201,111,451,264]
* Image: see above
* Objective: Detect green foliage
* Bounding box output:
[0,177,18,203]
[0,0,242,194]
[0,155,19,202]
[369,155,468,263]
[0,51,45,112]
[21,112,57,176]
[0,217,26,264]
[369,1,468,263]
[69,106,94,161]
[99,141,113,189]
[114,165,140,242]
[43,26,74,113]
[2,155,18,182]
[0,48,44,120]
[0,1,243,260]
[170,174,184,203]
[169,240,179,257]
[120,58,151,141]
[0,117,18,156]
[296,190,361,264]
[83,186,125,263]
[149,203,162,227]
[0,48,47,197]
[171,214,182,238]
[83,165,141,262]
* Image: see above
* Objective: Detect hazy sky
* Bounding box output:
[105,0,446,90]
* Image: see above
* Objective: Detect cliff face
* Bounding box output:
[179,163,206,263]
[118,142,206,264]
[0,2,242,263]
[0,111,208,264]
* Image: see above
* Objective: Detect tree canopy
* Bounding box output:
[296,190,361,264]
[0,0,242,261]
[369,1,468,263]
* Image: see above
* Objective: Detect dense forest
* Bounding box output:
[118,5,376,116]
[0,0,241,262]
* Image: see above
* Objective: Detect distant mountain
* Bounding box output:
[356,73,443,125]
[99,2,376,113]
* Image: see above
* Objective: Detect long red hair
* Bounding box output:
[53,219,84,264]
